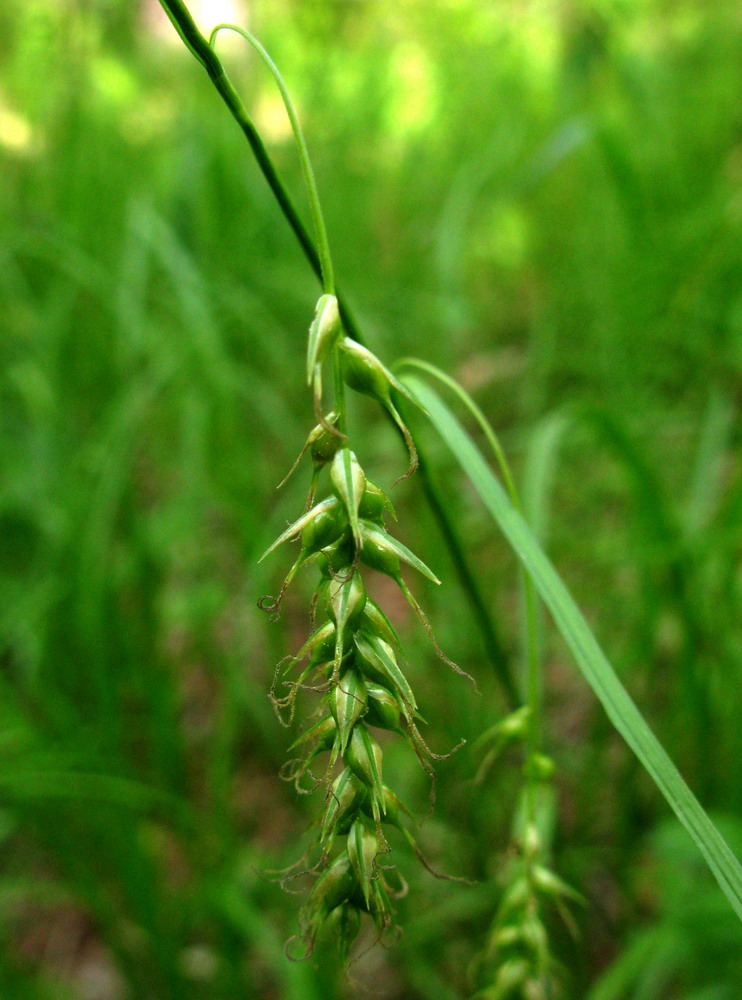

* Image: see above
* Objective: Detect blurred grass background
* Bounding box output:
[2,0,742,997]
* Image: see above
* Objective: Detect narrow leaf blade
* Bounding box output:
[404,374,742,924]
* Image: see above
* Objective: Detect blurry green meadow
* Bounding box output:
[2,0,742,996]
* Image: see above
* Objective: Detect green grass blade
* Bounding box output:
[403,374,742,923]
[209,22,336,295]
[361,522,441,585]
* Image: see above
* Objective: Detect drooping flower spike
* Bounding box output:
[259,291,472,958]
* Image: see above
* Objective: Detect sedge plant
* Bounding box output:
[157,8,477,959]
[156,0,742,986]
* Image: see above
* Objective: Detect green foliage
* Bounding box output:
[2,0,742,997]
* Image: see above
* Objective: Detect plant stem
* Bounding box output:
[210,24,335,295]
[159,0,325,287]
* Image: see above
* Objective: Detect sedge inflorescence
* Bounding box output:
[260,294,471,959]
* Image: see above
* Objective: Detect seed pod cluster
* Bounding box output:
[472,773,578,999]
[262,295,467,958]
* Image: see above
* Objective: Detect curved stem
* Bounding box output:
[159,0,325,288]
[210,23,335,295]
[397,361,542,750]
[396,359,519,507]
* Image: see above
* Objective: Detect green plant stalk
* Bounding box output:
[156,0,516,703]
[158,0,325,289]
[209,23,334,295]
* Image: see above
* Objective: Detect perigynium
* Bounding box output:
[260,294,473,958]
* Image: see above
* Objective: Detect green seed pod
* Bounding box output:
[321,768,367,845]
[345,727,385,820]
[359,599,400,646]
[327,573,367,631]
[330,449,366,549]
[326,572,367,680]
[358,480,393,525]
[294,620,336,664]
[339,336,414,407]
[276,413,342,494]
[359,523,401,578]
[531,866,582,903]
[523,977,553,1000]
[307,294,341,386]
[364,683,404,733]
[491,925,523,951]
[354,633,417,712]
[522,822,542,861]
[366,875,393,931]
[300,500,347,555]
[520,917,549,959]
[329,669,368,753]
[308,852,356,915]
[361,784,412,830]
[360,521,441,584]
[309,413,342,467]
[473,706,532,784]
[474,706,531,753]
[258,497,341,563]
[325,902,362,962]
[306,622,354,670]
[288,713,337,753]
[488,958,530,997]
[316,533,354,579]
[353,635,393,688]
[347,817,379,908]
[312,576,332,612]
[524,752,556,782]
[497,876,530,919]
[339,337,424,483]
